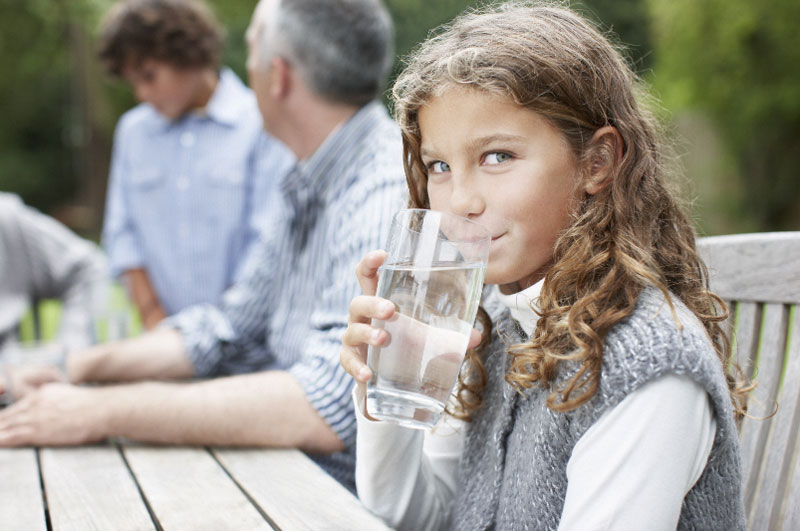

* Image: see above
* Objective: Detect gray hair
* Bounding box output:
[260,0,394,106]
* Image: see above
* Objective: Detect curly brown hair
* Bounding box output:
[392,1,748,419]
[98,0,223,76]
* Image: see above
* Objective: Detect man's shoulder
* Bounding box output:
[340,111,403,186]
[0,192,22,210]
[0,192,24,229]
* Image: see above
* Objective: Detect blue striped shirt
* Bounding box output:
[169,101,406,487]
[102,68,295,315]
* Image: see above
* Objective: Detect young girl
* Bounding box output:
[340,2,747,530]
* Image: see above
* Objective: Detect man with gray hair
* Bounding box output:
[0,0,404,491]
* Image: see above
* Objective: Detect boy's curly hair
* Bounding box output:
[98,0,223,76]
[392,1,749,419]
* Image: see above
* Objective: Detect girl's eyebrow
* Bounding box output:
[421,133,527,159]
[467,134,527,151]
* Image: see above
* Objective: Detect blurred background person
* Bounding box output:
[98,0,294,329]
[0,192,107,356]
[0,0,403,493]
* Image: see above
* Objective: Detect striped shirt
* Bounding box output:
[102,68,295,315]
[0,193,107,353]
[169,101,406,488]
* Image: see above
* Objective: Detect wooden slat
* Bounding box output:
[698,232,800,304]
[773,308,800,531]
[214,448,392,531]
[40,446,155,531]
[720,299,735,340]
[122,445,274,531]
[783,411,800,531]
[733,302,762,381]
[740,303,786,521]
[747,304,794,530]
[0,448,47,530]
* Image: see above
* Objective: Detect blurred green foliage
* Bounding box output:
[648,0,800,231]
[0,0,797,234]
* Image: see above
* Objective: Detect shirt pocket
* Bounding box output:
[206,167,246,188]
[129,167,165,189]
[202,165,248,228]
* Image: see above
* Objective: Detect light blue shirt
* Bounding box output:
[102,68,295,315]
[169,101,407,489]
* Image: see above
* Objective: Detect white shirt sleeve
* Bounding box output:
[558,373,716,531]
[353,387,463,531]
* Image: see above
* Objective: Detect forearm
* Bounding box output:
[96,371,344,452]
[123,268,167,328]
[67,327,194,384]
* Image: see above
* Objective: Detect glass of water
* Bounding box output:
[366,209,491,429]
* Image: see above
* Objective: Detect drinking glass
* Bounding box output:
[366,209,490,429]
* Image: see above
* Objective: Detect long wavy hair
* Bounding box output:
[392,1,748,419]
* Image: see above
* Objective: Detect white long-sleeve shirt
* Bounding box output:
[354,283,716,530]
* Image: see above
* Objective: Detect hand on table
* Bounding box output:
[0,383,107,446]
[0,364,66,402]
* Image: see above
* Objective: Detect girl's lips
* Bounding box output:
[491,233,505,241]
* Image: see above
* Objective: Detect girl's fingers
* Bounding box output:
[342,322,387,349]
[348,295,395,324]
[355,250,387,296]
[339,344,373,383]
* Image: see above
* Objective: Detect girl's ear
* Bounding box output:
[584,126,624,195]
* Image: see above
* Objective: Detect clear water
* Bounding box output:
[366,263,484,429]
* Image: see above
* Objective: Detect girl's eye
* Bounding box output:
[484,152,512,165]
[428,160,451,174]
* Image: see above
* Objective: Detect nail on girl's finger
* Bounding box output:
[358,367,372,382]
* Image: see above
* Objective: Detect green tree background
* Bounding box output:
[0,0,797,238]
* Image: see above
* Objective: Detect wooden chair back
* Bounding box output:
[698,231,800,531]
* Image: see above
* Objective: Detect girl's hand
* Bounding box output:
[340,251,394,388]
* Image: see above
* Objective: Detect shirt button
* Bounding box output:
[180,132,195,147]
[177,176,190,191]
[179,223,189,238]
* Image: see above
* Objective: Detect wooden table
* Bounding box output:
[0,443,392,530]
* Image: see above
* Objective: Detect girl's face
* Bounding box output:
[419,86,583,292]
[122,60,212,120]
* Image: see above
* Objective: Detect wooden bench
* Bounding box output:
[698,231,800,531]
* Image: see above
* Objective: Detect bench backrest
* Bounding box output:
[698,232,800,531]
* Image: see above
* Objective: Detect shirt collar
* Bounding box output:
[494,278,544,336]
[145,68,250,132]
[204,68,252,126]
[281,101,388,201]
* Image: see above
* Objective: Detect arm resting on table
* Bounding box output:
[67,327,194,384]
[97,371,344,452]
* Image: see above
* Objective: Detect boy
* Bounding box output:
[99,0,294,327]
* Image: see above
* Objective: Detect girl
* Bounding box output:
[340,2,747,530]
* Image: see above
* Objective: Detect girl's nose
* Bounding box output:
[449,178,484,219]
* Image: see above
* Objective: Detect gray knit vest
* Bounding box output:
[453,287,746,530]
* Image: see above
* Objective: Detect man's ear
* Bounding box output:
[269,55,291,99]
[584,125,624,195]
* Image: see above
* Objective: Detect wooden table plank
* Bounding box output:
[123,445,275,531]
[40,446,155,531]
[214,448,392,531]
[0,448,47,531]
